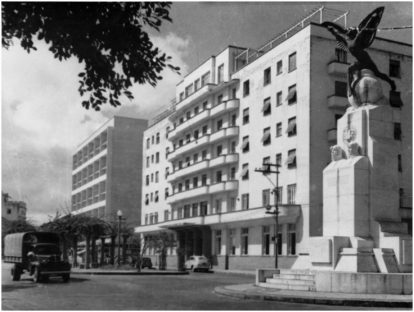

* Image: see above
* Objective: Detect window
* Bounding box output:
[216,145,223,156]
[201,150,207,160]
[262,127,271,145]
[264,67,271,85]
[151,173,154,182]
[194,78,201,91]
[155,171,159,183]
[263,156,271,174]
[216,171,222,183]
[398,154,402,172]
[243,108,249,124]
[193,177,198,188]
[287,84,297,104]
[146,138,150,149]
[178,183,183,192]
[230,197,236,212]
[389,59,400,78]
[243,80,250,97]
[242,136,249,153]
[241,193,249,210]
[202,125,208,136]
[185,179,190,190]
[241,163,249,180]
[185,156,191,167]
[229,229,236,255]
[276,153,282,166]
[178,207,183,219]
[192,203,198,217]
[262,189,271,207]
[193,153,198,163]
[241,228,249,255]
[217,119,223,131]
[152,136,155,144]
[186,134,191,143]
[184,205,191,218]
[166,147,170,158]
[231,114,236,127]
[288,224,296,255]
[178,160,183,170]
[156,152,160,163]
[232,88,237,99]
[164,210,169,222]
[146,175,149,186]
[231,141,236,153]
[200,201,208,216]
[202,101,208,110]
[185,84,193,97]
[287,184,297,204]
[214,230,222,255]
[150,192,153,202]
[145,214,148,225]
[201,71,210,86]
[186,111,191,120]
[146,156,150,168]
[179,92,184,101]
[263,226,271,255]
[193,130,199,141]
[394,123,402,140]
[335,48,347,63]
[194,106,199,115]
[230,167,236,180]
[151,155,154,164]
[277,230,283,255]
[276,91,282,106]
[390,91,403,108]
[218,64,224,83]
[276,186,283,204]
[335,81,347,97]
[288,52,297,72]
[215,199,222,214]
[201,174,207,186]
[155,191,159,202]
[165,187,169,199]
[263,97,271,116]
[276,122,283,137]
[277,60,283,75]
[156,132,160,144]
[287,117,297,137]
[287,149,297,169]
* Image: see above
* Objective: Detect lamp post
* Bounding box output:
[117,210,123,266]
[255,162,281,269]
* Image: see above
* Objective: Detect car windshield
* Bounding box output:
[35,245,60,255]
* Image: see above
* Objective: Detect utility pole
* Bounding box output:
[255,162,281,269]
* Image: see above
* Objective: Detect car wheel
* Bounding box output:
[11,265,21,281]
[62,274,70,283]
[33,267,42,283]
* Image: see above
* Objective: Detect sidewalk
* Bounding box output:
[71,267,189,275]
[214,283,413,308]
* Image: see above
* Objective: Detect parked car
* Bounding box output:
[141,257,153,269]
[184,255,210,272]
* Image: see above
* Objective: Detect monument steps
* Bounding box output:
[261,271,316,291]
[258,282,315,291]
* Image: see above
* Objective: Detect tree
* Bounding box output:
[2,2,180,110]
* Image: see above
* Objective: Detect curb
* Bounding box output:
[214,285,413,308]
[71,270,189,276]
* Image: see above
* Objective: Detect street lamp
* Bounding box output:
[255,162,281,269]
[117,210,123,266]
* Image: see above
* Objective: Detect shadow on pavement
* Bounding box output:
[2,284,36,292]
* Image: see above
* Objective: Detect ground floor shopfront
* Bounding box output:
[139,205,302,271]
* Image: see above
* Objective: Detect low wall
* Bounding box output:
[212,255,297,271]
[314,271,412,295]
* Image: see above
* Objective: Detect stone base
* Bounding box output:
[373,248,399,273]
[335,248,378,272]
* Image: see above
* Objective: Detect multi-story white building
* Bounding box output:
[2,193,27,222]
[71,116,148,227]
[136,8,412,271]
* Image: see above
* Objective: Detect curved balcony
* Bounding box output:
[327,61,349,77]
[168,153,239,183]
[167,127,239,161]
[168,110,210,140]
[327,95,349,109]
[209,126,239,144]
[167,180,239,205]
[175,84,216,113]
[210,99,239,119]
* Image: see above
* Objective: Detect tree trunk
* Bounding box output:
[110,235,115,265]
[73,237,78,267]
[100,237,105,266]
[62,236,68,261]
[122,235,128,265]
[91,236,96,268]
[85,233,91,269]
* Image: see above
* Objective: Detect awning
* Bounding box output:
[261,130,271,142]
[286,118,297,134]
[286,151,296,165]
[262,99,271,112]
[286,85,297,102]
[243,109,249,117]
[240,166,249,178]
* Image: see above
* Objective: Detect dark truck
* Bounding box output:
[4,232,71,283]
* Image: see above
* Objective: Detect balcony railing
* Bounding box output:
[167,180,239,204]
[327,61,349,77]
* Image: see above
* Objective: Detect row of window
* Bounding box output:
[73,131,107,169]
[146,152,160,168]
[146,132,161,149]
[77,206,105,219]
[72,156,107,190]
[243,52,297,97]
[179,70,211,102]
[72,181,106,210]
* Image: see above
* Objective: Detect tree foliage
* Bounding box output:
[2,2,180,110]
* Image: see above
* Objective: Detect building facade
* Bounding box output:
[136,9,412,271]
[71,116,148,227]
[2,193,27,222]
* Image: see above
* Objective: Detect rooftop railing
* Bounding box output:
[234,6,348,71]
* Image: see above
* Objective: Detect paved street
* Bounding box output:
[1,263,403,310]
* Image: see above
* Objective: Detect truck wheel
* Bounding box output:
[62,274,70,283]
[11,265,21,281]
[33,267,42,283]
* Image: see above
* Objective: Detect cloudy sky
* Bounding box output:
[2,2,412,225]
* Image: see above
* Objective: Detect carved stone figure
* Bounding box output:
[347,69,387,108]
[347,142,360,157]
[330,145,344,161]
[321,7,396,104]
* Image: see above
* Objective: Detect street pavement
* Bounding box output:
[1,263,407,310]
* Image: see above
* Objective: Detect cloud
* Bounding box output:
[2,32,190,225]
